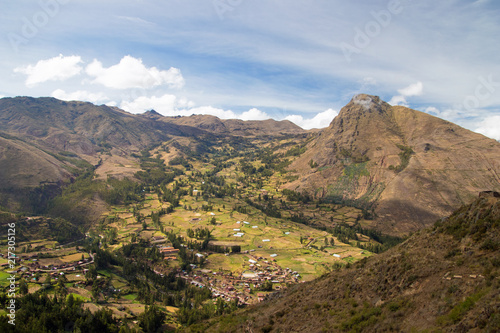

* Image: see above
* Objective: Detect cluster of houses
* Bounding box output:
[177,253,302,305]
[160,246,179,260]
[152,236,180,260]
[0,251,93,284]
[148,218,308,304]
[233,220,264,237]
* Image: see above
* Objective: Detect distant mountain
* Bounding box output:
[287,94,500,235]
[0,97,202,157]
[2,95,499,236]
[202,192,500,332]
[0,97,206,210]
[159,114,306,136]
[0,97,305,211]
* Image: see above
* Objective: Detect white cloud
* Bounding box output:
[120,94,178,114]
[285,108,338,129]
[390,81,423,106]
[472,0,489,6]
[177,97,196,109]
[424,106,440,115]
[475,115,500,141]
[362,77,377,86]
[422,106,473,122]
[397,81,423,97]
[239,108,270,121]
[14,54,83,87]
[119,94,235,119]
[118,93,272,121]
[86,55,184,90]
[115,16,155,26]
[51,89,109,104]
[389,95,409,106]
[188,106,237,119]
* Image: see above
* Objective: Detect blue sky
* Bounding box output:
[0,0,499,139]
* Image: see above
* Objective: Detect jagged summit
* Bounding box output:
[333,94,389,128]
[350,94,384,110]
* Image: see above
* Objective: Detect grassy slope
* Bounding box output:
[198,194,500,333]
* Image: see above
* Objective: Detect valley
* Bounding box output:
[0,129,389,331]
[0,95,498,332]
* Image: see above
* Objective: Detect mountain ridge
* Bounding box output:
[1,95,499,235]
[0,96,306,211]
[159,113,306,136]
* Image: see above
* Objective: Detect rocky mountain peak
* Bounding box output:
[289,95,500,235]
[328,94,391,129]
[351,93,382,108]
[141,109,164,119]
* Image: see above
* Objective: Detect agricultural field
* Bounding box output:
[0,134,399,330]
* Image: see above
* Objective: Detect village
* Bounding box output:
[152,232,315,305]
[0,239,315,307]
[0,246,94,287]
[180,252,302,305]
[0,200,368,311]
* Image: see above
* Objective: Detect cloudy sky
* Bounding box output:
[1,0,499,139]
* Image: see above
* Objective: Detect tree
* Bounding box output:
[107,227,118,244]
[55,279,68,297]
[91,280,100,301]
[330,237,335,246]
[259,280,273,292]
[19,278,28,295]
[139,305,166,333]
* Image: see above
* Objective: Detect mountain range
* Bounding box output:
[1,94,500,332]
[0,94,499,236]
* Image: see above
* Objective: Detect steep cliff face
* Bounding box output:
[288,94,500,235]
